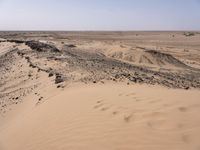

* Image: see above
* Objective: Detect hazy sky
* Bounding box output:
[0,0,200,30]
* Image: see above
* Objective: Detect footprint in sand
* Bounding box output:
[101,107,110,111]
[126,93,136,97]
[147,118,186,131]
[93,100,103,108]
[147,119,166,129]
[93,99,135,123]
[112,111,119,115]
[123,113,133,123]
[135,98,142,102]
[132,95,150,102]
[118,93,123,96]
[149,99,161,104]
[111,108,133,123]
[181,134,190,143]
[93,100,111,111]
[96,100,102,104]
[178,107,188,112]
[163,103,173,108]
[93,103,103,109]
[119,92,136,97]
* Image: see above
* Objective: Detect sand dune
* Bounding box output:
[0,31,200,150]
[1,83,200,150]
[107,47,189,69]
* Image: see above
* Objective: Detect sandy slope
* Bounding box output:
[1,83,200,150]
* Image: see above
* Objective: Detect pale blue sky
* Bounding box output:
[0,0,200,30]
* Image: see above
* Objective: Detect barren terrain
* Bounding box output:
[0,31,200,150]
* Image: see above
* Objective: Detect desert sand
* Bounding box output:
[0,31,200,150]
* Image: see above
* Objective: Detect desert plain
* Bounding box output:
[0,31,200,150]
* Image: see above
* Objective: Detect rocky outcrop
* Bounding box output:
[25,41,60,53]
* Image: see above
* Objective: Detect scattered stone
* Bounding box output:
[38,97,43,101]
[112,78,116,82]
[100,81,104,84]
[185,87,190,90]
[48,72,54,77]
[25,56,29,60]
[57,85,61,88]
[28,73,32,77]
[65,44,76,48]
[129,77,137,83]
[55,74,64,84]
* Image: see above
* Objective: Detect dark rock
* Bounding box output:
[129,77,137,83]
[55,74,64,84]
[25,56,30,60]
[38,97,43,101]
[185,87,190,90]
[29,63,36,68]
[57,85,61,88]
[48,72,54,77]
[25,41,60,53]
[65,44,76,48]
[7,40,24,44]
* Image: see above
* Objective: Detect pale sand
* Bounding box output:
[0,83,200,150]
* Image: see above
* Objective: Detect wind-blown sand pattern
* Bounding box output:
[0,31,200,150]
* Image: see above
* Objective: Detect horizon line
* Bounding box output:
[0,30,200,32]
